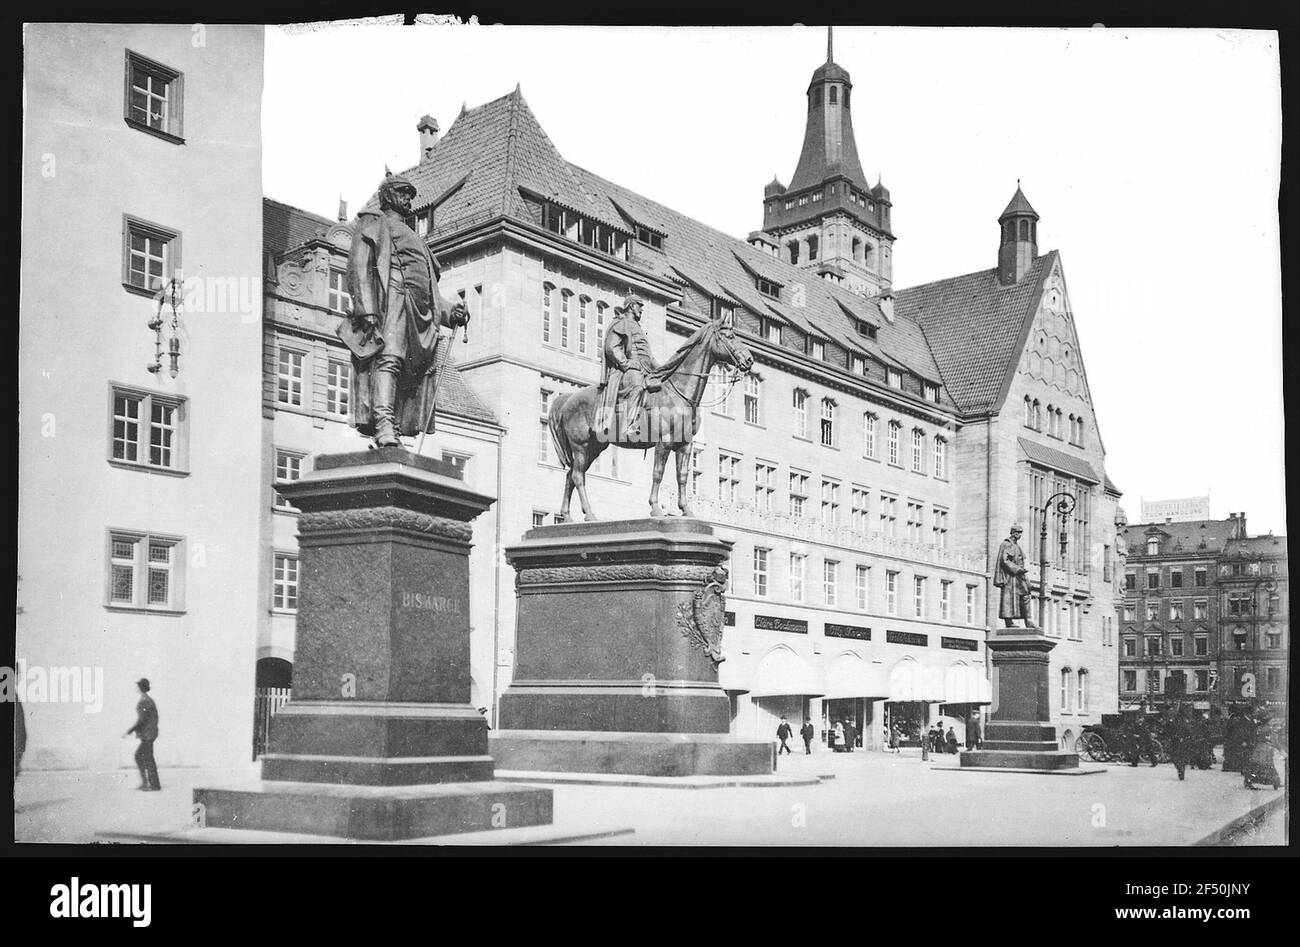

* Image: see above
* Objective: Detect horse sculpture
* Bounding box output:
[548,318,754,522]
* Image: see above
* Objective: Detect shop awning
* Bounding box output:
[823,655,889,700]
[748,648,826,698]
[942,664,993,705]
[887,660,946,702]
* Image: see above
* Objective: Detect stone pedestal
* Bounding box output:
[194,448,552,840]
[959,630,1079,772]
[492,519,774,777]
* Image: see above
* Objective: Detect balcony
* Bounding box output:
[691,497,987,573]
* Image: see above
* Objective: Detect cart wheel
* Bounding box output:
[1076,732,1101,762]
[1151,737,1169,764]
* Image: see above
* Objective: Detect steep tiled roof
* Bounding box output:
[263,197,337,257]
[371,89,626,235]
[1018,436,1099,483]
[438,361,501,427]
[1224,535,1287,558]
[567,161,947,394]
[1122,518,1243,555]
[897,253,1055,416]
[1000,186,1039,219]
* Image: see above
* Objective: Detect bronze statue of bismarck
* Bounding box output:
[994,525,1037,629]
[341,172,469,448]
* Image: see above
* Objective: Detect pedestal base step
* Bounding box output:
[491,730,775,777]
[959,749,1080,771]
[493,769,821,789]
[193,779,552,841]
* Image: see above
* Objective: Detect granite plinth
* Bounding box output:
[194,449,554,836]
[194,780,552,841]
[960,629,1080,772]
[490,730,776,778]
[495,519,773,776]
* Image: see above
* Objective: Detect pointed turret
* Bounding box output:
[997,181,1039,285]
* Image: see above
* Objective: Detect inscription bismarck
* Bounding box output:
[398,590,463,613]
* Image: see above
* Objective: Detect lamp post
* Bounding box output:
[1038,491,1077,633]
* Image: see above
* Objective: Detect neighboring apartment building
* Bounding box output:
[18,24,265,769]
[1114,511,1289,714]
[348,37,1122,747]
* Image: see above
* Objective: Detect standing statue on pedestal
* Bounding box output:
[1114,506,1130,568]
[340,172,470,448]
[994,525,1037,629]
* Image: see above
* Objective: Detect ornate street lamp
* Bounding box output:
[1037,491,1076,631]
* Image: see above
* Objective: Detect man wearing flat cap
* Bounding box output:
[597,293,661,441]
[994,525,1037,629]
[344,172,469,447]
[124,678,161,791]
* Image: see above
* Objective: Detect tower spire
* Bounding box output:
[827,25,833,62]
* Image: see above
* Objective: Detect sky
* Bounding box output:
[263,23,1285,535]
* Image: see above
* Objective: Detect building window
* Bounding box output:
[1145,636,1162,657]
[107,531,183,611]
[911,428,925,473]
[886,570,899,616]
[1125,571,1136,591]
[924,383,940,403]
[1146,536,1159,556]
[578,296,590,355]
[559,290,573,349]
[277,348,305,406]
[1032,400,1042,430]
[1123,670,1137,692]
[542,283,554,344]
[753,462,777,512]
[791,388,808,437]
[1169,600,1185,622]
[688,444,704,496]
[1266,629,1282,650]
[273,554,300,612]
[1194,635,1208,657]
[122,215,179,294]
[753,547,770,598]
[789,471,809,518]
[966,585,977,625]
[863,413,878,458]
[125,50,183,139]
[879,495,898,538]
[1060,669,1071,711]
[851,487,870,532]
[1170,636,1184,657]
[1147,570,1160,590]
[717,452,741,503]
[856,565,869,610]
[1194,567,1207,588]
[820,398,836,447]
[887,421,901,466]
[710,366,736,417]
[940,581,952,621]
[1194,669,1210,692]
[789,553,807,602]
[1077,668,1088,711]
[886,369,903,390]
[821,479,841,526]
[810,339,826,361]
[906,502,924,543]
[1024,396,1033,428]
[538,389,553,464]
[326,360,351,417]
[1145,602,1158,622]
[273,449,304,510]
[532,510,549,528]
[327,269,353,314]
[595,301,608,356]
[1123,637,1136,657]
[1192,600,1207,620]
[110,386,187,472]
[913,575,927,618]
[1265,666,1281,692]
[744,375,762,425]
[823,560,839,606]
[933,437,947,478]
[1122,605,1135,622]
[932,508,949,550]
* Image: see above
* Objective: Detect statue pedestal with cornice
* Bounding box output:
[194,448,553,839]
[491,519,775,777]
[958,630,1085,773]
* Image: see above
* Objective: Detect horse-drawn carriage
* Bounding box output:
[1074,713,1170,763]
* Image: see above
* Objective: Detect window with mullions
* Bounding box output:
[107,531,184,611]
[744,375,762,425]
[863,413,878,458]
[110,385,187,473]
[122,215,180,295]
[820,398,836,447]
[124,51,183,140]
[273,449,304,510]
[326,360,351,417]
[277,348,306,406]
[911,428,925,473]
[327,270,352,314]
[273,554,299,611]
[754,462,776,512]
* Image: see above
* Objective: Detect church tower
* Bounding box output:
[997,182,1039,285]
[755,27,894,295]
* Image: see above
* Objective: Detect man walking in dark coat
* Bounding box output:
[776,717,793,755]
[1223,709,1251,773]
[125,678,161,791]
[965,714,982,751]
[800,718,815,755]
[1166,707,1193,781]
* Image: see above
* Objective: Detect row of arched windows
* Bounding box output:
[1003,219,1037,244]
[810,84,849,108]
[1023,396,1086,446]
[541,282,609,359]
[1060,667,1089,713]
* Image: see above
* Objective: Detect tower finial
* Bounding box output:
[827,24,833,63]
